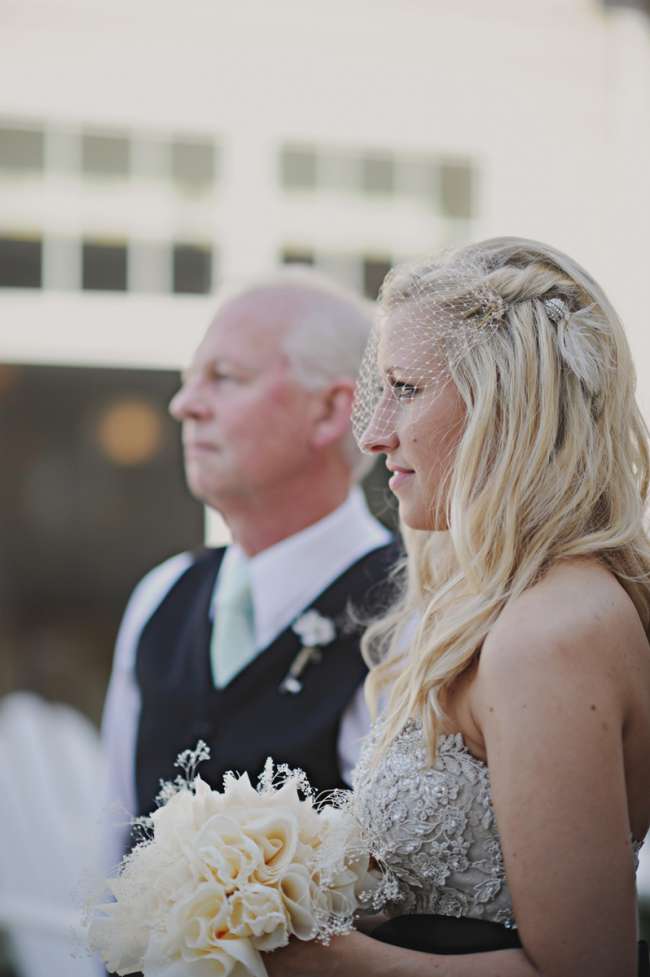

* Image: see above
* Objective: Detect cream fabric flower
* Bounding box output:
[228,883,289,949]
[244,812,299,884]
[87,750,394,977]
[142,928,267,977]
[195,814,264,891]
[279,863,317,940]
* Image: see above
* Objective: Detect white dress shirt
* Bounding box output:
[101,488,391,869]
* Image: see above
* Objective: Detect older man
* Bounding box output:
[102,269,397,864]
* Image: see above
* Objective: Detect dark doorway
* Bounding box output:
[0,363,203,726]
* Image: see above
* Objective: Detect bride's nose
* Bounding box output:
[359,407,399,455]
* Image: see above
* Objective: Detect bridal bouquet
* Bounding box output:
[87,743,391,977]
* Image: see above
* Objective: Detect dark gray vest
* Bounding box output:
[134,540,399,818]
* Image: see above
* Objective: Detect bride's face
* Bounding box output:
[359,316,466,531]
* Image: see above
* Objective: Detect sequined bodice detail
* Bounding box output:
[352,719,644,928]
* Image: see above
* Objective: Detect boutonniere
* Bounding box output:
[278,610,337,694]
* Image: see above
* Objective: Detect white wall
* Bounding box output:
[0,0,648,406]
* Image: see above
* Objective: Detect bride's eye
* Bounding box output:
[389,379,421,403]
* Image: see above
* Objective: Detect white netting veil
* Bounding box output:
[351,251,506,451]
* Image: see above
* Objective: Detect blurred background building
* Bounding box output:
[0,0,649,970]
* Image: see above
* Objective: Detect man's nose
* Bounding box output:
[169,380,210,422]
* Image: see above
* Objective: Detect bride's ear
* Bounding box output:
[310,381,355,449]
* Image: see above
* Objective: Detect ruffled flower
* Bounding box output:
[87,746,393,977]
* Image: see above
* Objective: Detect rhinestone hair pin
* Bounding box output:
[543,297,569,324]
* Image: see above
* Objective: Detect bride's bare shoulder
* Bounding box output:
[467,559,650,766]
[480,558,649,685]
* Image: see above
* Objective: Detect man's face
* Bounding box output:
[169,296,320,510]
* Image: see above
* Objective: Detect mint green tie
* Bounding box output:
[210,557,256,688]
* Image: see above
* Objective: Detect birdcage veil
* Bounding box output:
[351,251,507,450]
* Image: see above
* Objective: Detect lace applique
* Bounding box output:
[352,719,515,927]
[353,719,647,929]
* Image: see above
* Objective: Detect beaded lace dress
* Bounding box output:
[352,718,644,929]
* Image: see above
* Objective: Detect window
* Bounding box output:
[440,161,474,219]
[280,146,317,190]
[361,154,395,195]
[281,248,315,266]
[82,241,128,290]
[0,237,42,287]
[278,143,477,217]
[602,0,649,11]
[0,126,44,171]
[81,132,130,178]
[362,257,391,300]
[172,244,212,294]
[171,140,215,187]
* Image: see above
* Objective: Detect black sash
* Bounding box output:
[371,914,521,954]
[371,914,650,974]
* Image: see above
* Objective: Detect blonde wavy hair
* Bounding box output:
[363,236,650,762]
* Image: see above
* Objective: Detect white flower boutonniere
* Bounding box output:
[292,610,336,647]
[279,610,337,695]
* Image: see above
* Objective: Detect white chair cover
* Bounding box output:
[0,692,105,976]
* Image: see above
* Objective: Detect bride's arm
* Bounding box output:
[265,929,536,976]
[469,565,642,977]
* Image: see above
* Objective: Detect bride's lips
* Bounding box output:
[387,465,415,491]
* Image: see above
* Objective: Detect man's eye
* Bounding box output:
[390,380,420,402]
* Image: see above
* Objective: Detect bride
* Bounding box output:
[265,237,650,976]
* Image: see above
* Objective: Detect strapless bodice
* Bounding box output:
[352,719,644,929]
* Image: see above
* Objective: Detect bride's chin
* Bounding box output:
[398,500,444,533]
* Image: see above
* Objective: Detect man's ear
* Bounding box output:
[310,380,356,449]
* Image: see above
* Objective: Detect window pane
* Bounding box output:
[362,257,391,300]
[0,237,42,287]
[82,242,128,290]
[0,127,44,171]
[280,147,317,190]
[361,154,394,195]
[602,0,649,10]
[82,133,130,177]
[171,140,215,186]
[440,161,474,218]
[172,244,212,294]
[281,248,315,265]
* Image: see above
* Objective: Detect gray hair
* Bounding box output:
[222,267,378,481]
